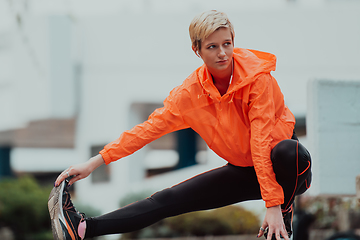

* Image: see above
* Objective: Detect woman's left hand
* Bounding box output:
[257,205,289,240]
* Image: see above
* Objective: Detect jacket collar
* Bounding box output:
[198,48,277,100]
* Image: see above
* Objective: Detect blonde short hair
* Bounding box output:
[189,10,235,51]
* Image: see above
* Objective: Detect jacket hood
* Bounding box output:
[198,48,277,97]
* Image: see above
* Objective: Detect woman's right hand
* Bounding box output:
[257,205,289,240]
[54,154,105,187]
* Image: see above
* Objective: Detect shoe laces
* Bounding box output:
[62,180,88,221]
[62,180,78,214]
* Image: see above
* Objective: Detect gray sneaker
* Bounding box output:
[48,178,86,240]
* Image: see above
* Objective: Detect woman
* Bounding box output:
[49,10,312,240]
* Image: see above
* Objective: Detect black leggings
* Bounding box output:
[85,136,312,238]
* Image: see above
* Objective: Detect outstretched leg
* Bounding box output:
[85,164,262,238]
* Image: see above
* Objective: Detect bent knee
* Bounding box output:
[271,139,312,176]
[271,139,298,164]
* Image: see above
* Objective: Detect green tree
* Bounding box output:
[0,176,52,240]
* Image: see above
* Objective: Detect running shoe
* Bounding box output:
[264,204,293,240]
[48,178,86,240]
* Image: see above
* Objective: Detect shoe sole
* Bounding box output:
[48,181,66,240]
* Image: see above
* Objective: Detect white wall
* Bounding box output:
[307,79,360,196]
[0,14,77,131]
[2,0,359,130]
[48,15,77,118]
[11,148,78,172]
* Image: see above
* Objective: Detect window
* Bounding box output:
[90,145,111,183]
[0,146,12,178]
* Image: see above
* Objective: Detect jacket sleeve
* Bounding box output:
[100,89,189,165]
[248,73,284,208]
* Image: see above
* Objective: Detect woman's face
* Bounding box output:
[197,27,234,76]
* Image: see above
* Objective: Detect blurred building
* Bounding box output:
[0,0,359,232]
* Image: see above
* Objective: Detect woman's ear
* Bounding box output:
[192,46,201,58]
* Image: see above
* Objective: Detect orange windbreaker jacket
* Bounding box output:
[100,48,296,207]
